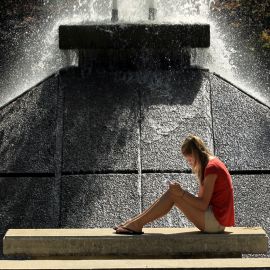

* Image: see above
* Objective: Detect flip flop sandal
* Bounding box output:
[115,226,144,235]
[113,219,133,230]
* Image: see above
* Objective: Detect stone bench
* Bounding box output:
[0,258,270,270]
[3,227,268,259]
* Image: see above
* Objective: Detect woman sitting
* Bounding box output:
[114,134,235,234]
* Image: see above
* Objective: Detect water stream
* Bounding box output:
[0,0,269,108]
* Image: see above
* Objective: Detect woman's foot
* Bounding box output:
[113,224,123,230]
[113,218,133,230]
[116,226,144,235]
[114,219,143,233]
[118,220,143,233]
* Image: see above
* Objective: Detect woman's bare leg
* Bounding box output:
[120,190,174,232]
[122,191,171,222]
[173,198,205,231]
[121,189,206,232]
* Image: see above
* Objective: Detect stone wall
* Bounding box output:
[0,67,269,258]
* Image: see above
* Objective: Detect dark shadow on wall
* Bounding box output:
[59,67,205,228]
[0,75,61,258]
[0,74,58,174]
[0,177,57,259]
[61,69,140,173]
[60,68,204,173]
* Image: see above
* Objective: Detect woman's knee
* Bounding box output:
[166,188,180,202]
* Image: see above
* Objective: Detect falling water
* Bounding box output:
[1,0,269,108]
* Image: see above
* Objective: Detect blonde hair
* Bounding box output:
[181,134,213,184]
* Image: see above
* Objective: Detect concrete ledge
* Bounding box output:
[3,227,268,259]
[0,259,270,269]
[59,24,210,50]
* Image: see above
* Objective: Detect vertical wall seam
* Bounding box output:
[137,87,143,213]
[208,73,216,155]
[54,72,64,227]
[59,74,65,228]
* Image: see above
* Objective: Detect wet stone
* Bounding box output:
[141,173,199,227]
[211,74,270,171]
[59,24,210,50]
[61,72,139,173]
[0,75,58,173]
[141,70,213,171]
[61,174,140,228]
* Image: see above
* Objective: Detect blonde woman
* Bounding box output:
[114,134,235,234]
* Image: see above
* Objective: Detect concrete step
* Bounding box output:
[3,227,268,259]
[0,259,270,269]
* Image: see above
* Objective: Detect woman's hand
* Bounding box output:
[168,182,184,197]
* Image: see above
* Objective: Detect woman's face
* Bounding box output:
[184,154,197,169]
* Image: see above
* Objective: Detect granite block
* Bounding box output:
[61,73,139,172]
[141,173,199,227]
[141,119,213,171]
[211,74,270,170]
[0,177,58,229]
[141,70,213,171]
[61,174,140,228]
[0,75,58,173]
[232,174,270,257]
[0,176,58,257]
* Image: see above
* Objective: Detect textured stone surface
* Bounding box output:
[0,75,58,173]
[3,228,268,258]
[59,24,210,50]
[211,74,270,171]
[0,177,58,257]
[61,73,139,172]
[61,174,140,228]
[142,173,199,227]
[141,70,213,171]
[233,174,270,257]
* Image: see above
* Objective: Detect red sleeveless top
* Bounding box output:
[204,157,235,227]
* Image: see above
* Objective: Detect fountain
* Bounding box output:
[111,0,119,22]
[59,15,209,73]
[0,0,269,108]
[0,0,269,260]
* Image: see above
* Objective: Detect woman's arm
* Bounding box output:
[197,184,204,198]
[169,174,217,211]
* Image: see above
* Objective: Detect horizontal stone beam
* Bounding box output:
[59,24,210,50]
[3,227,268,258]
[0,258,270,269]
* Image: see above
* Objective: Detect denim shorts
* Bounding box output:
[204,207,225,233]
